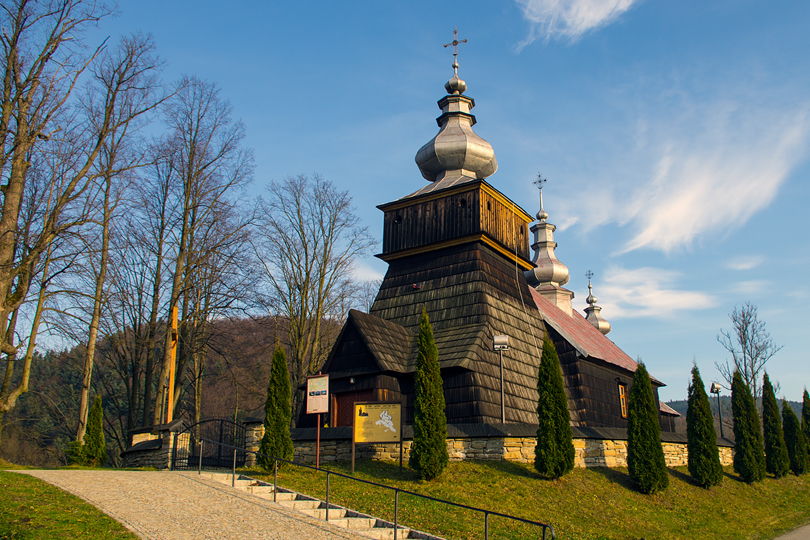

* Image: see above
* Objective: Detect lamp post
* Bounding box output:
[493,335,510,424]
[710,382,724,440]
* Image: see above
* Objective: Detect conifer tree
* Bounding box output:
[782,400,807,476]
[731,370,765,482]
[84,395,106,467]
[534,335,575,479]
[258,343,294,469]
[686,365,723,487]
[409,308,448,480]
[761,373,789,478]
[803,390,810,466]
[627,363,668,494]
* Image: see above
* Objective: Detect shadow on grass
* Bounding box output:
[587,466,636,491]
[722,471,746,484]
[468,458,541,480]
[668,467,703,487]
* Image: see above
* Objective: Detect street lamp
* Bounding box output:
[710,382,724,440]
[493,335,510,424]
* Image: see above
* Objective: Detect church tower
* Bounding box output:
[324,34,551,426]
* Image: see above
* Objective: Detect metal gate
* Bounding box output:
[171,418,247,470]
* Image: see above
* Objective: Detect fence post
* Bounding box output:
[232,448,237,487]
[394,489,399,540]
[484,511,489,540]
[273,459,278,503]
[198,440,203,475]
[325,471,331,521]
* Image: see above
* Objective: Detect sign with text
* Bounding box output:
[353,402,401,443]
[306,375,329,414]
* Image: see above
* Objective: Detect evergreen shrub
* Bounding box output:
[782,400,807,475]
[534,335,574,479]
[731,371,765,482]
[258,343,294,469]
[686,365,723,487]
[83,395,106,466]
[761,373,789,478]
[627,363,668,494]
[409,308,448,480]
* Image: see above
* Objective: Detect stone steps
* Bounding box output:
[200,471,440,539]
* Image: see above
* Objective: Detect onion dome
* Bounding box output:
[415,40,497,183]
[525,179,570,287]
[584,271,611,335]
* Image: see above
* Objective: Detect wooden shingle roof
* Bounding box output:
[348,309,413,373]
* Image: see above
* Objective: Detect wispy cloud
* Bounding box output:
[728,280,767,296]
[726,256,764,271]
[582,265,716,319]
[556,101,810,254]
[351,261,385,282]
[515,0,640,48]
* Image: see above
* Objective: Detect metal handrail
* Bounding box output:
[192,437,556,539]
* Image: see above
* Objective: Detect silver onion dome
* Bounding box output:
[415,72,498,182]
[584,272,611,335]
[525,183,570,288]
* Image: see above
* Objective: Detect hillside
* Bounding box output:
[248,460,810,540]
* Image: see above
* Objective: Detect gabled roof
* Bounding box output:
[527,286,664,385]
[348,309,413,373]
[659,402,681,416]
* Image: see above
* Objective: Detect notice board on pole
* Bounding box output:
[306,375,329,414]
[353,402,401,443]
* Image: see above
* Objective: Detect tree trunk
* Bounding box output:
[76,177,113,443]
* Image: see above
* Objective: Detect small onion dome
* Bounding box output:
[525,210,570,288]
[415,76,498,182]
[584,280,611,335]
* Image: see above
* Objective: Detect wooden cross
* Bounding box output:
[443,27,468,74]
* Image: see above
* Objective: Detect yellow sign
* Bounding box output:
[353,402,401,443]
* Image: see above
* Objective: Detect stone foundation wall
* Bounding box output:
[223,423,736,469]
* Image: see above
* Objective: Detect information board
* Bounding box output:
[306,375,329,414]
[353,402,401,443]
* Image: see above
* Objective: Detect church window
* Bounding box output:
[618,383,628,418]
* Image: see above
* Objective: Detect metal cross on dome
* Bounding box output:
[443,27,468,75]
[533,173,548,212]
[586,269,594,285]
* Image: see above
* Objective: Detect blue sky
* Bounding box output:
[100,1,810,401]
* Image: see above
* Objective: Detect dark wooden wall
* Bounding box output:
[380,183,530,262]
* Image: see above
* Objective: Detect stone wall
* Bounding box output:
[120,431,178,469]
[226,423,736,469]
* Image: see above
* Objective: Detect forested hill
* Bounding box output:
[0,316,341,467]
[666,397,802,418]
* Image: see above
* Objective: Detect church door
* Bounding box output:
[333,389,374,427]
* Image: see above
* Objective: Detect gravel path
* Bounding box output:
[17,470,364,540]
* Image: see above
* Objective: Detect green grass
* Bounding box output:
[243,460,810,540]
[0,471,137,539]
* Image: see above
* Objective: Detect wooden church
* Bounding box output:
[320,52,679,432]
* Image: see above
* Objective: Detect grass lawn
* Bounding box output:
[244,460,810,540]
[0,470,136,539]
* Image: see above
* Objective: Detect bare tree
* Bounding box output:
[716,302,782,401]
[0,1,160,438]
[151,78,253,426]
[73,35,164,444]
[254,175,373,419]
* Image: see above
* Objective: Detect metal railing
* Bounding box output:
[187,437,556,539]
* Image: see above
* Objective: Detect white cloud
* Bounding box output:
[579,265,716,319]
[557,101,810,254]
[351,261,385,282]
[515,0,640,47]
[728,280,767,296]
[726,256,765,271]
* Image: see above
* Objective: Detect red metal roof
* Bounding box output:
[527,286,664,386]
